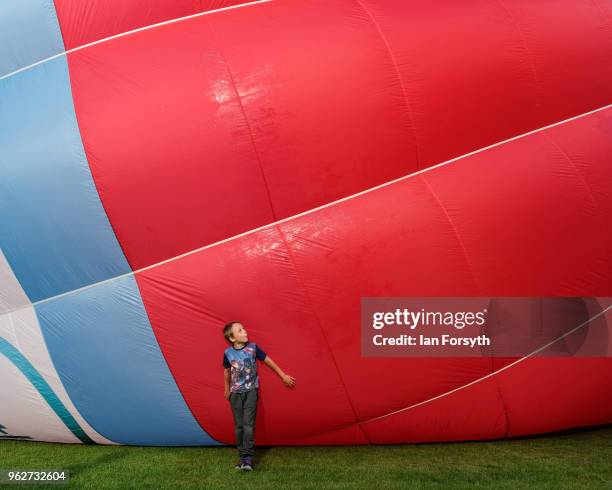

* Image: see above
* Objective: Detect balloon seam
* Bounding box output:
[0,0,273,82]
[1,102,610,317]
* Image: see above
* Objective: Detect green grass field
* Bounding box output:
[1,425,610,489]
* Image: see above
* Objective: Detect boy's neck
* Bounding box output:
[232,341,246,349]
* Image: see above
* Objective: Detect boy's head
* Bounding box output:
[223,321,248,345]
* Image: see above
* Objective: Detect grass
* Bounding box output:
[0,424,610,489]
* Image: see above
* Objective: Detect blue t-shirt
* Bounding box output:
[223,342,267,393]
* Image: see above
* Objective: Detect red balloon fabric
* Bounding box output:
[0,0,610,445]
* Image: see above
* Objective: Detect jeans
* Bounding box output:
[229,388,258,458]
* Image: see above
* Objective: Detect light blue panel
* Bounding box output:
[0,56,131,303]
[36,274,219,446]
[0,0,65,77]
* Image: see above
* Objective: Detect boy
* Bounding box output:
[223,321,296,471]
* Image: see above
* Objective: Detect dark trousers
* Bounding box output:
[229,388,258,458]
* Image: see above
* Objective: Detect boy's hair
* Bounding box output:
[223,321,239,344]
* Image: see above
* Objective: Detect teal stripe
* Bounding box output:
[0,336,95,444]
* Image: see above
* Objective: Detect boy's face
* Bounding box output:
[230,323,248,344]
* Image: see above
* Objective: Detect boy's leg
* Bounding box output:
[229,392,245,460]
[242,388,258,462]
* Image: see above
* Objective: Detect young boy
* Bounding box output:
[223,321,296,471]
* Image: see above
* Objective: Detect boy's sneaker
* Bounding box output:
[234,458,244,470]
[241,457,254,471]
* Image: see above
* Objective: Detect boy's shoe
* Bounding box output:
[234,459,244,470]
[241,457,254,471]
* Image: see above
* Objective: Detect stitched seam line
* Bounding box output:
[205,19,277,221]
[353,0,421,169]
[496,0,540,101]
[359,304,611,425]
[2,103,610,316]
[276,224,370,443]
[420,176,481,293]
[0,0,273,82]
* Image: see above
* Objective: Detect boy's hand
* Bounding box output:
[281,374,296,388]
[224,389,231,400]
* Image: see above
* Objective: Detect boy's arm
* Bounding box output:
[223,368,231,399]
[263,356,296,388]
